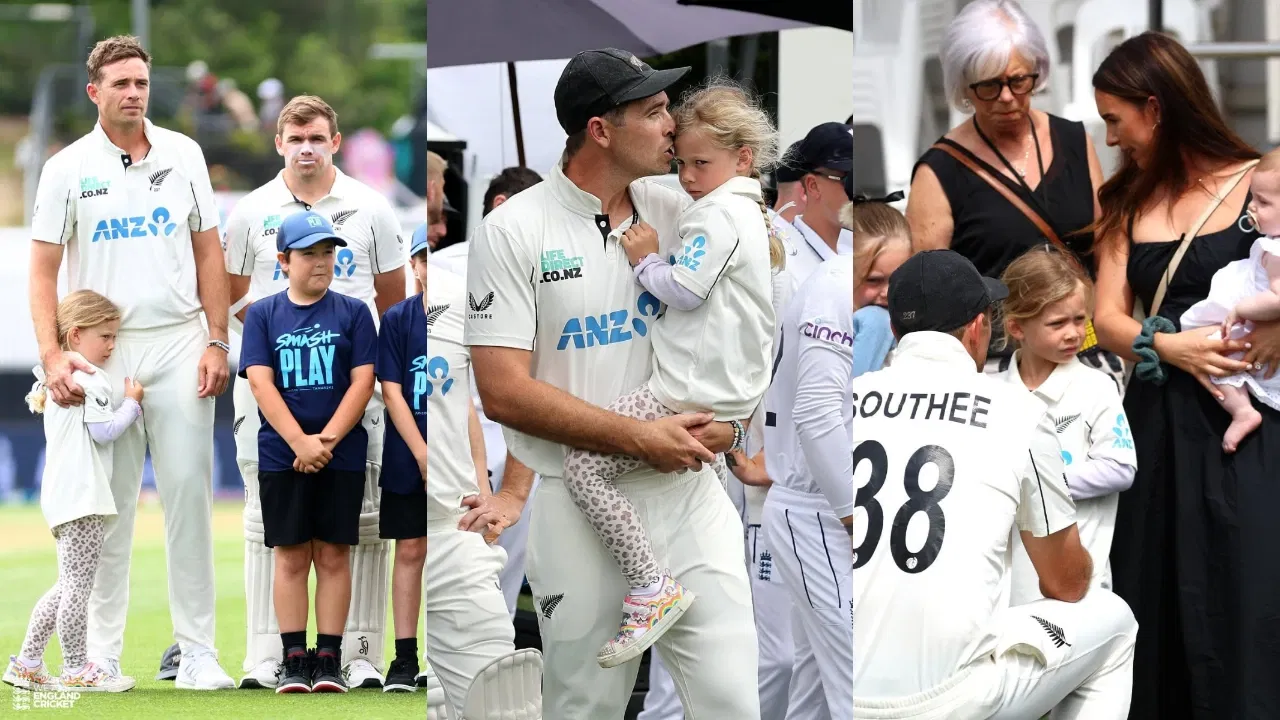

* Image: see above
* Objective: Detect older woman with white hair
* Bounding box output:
[906,0,1119,383]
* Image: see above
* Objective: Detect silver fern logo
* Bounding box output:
[1053,414,1080,433]
[330,209,357,228]
[148,168,172,191]
[538,593,564,619]
[1032,615,1071,648]
[426,304,449,328]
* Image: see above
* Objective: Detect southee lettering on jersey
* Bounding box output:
[853,390,991,428]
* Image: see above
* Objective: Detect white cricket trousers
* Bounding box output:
[762,486,852,720]
[424,509,517,716]
[748,521,796,720]
[855,589,1137,719]
[88,318,217,660]
[526,467,760,720]
[233,374,388,670]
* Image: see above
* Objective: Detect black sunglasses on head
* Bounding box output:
[968,73,1039,102]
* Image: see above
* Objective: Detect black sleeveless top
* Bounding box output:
[913,114,1097,281]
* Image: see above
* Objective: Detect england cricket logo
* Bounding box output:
[758,550,773,582]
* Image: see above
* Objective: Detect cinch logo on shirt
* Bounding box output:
[274,323,341,389]
[556,291,661,350]
[674,235,707,272]
[539,249,585,283]
[419,355,453,399]
[90,207,178,242]
[802,321,853,347]
[80,176,110,198]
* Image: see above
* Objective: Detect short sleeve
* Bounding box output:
[670,205,741,299]
[184,140,220,233]
[222,203,255,275]
[31,155,75,245]
[81,373,115,424]
[464,221,537,350]
[349,301,379,369]
[1084,383,1138,468]
[376,305,404,381]
[239,302,274,377]
[368,196,407,274]
[1015,410,1077,537]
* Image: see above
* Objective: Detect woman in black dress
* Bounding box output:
[1091,32,1280,719]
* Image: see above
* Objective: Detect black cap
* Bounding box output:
[554,48,690,135]
[888,250,1009,335]
[794,122,853,173]
[774,141,806,183]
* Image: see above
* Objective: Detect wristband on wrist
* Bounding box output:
[208,339,231,353]
[1132,316,1176,385]
[729,419,745,453]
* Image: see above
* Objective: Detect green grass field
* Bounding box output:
[0,500,426,718]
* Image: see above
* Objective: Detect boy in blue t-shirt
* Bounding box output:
[377,223,429,692]
[239,210,377,694]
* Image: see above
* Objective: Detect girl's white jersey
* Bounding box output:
[851,333,1076,698]
[649,176,775,420]
[763,255,853,515]
[425,264,481,518]
[996,353,1137,604]
[39,359,119,529]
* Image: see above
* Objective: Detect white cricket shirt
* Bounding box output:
[428,240,469,277]
[223,167,406,327]
[851,332,1076,699]
[648,176,775,420]
[425,264,481,516]
[787,214,853,285]
[31,119,219,331]
[40,362,119,529]
[997,353,1137,604]
[464,162,690,479]
[764,255,854,516]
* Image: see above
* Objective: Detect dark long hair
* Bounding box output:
[1093,32,1258,252]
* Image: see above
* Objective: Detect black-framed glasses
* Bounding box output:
[968,73,1039,102]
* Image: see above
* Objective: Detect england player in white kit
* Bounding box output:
[761,254,853,720]
[220,95,406,688]
[28,36,236,690]
[467,49,759,719]
[424,246,544,719]
[852,250,1137,720]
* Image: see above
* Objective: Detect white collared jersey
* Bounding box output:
[764,255,853,515]
[786,214,853,286]
[464,163,691,478]
[851,333,1076,698]
[425,264,480,516]
[222,168,406,328]
[997,353,1136,602]
[648,176,775,420]
[31,120,219,330]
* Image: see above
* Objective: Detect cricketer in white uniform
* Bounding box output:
[761,254,854,720]
[467,48,759,720]
[996,351,1137,605]
[28,38,236,689]
[220,95,406,688]
[425,258,543,719]
[852,250,1138,720]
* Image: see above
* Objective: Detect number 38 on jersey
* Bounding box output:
[851,440,955,574]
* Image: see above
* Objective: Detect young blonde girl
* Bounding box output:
[564,82,782,668]
[4,291,143,693]
[997,249,1137,605]
[852,200,910,376]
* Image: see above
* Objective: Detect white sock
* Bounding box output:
[17,656,41,669]
[631,577,664,598]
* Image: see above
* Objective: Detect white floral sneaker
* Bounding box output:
[596,573,695,669]
[3,655,54,689]
[59,661,135,692]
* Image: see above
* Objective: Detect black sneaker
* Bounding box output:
[383,657,419,693]
[275,651,310,694]
[309,649,347,693]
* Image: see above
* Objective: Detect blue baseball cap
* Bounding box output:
[276,210,348,253]
[409,223,428,257]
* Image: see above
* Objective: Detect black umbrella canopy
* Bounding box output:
[677,0,852,31]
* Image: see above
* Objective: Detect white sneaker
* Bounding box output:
[174,646,235,690]
[59,661,135,692]
[238,658,280,689]
[343,657,384,689]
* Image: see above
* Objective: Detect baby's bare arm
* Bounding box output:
[1234,253,1280,323]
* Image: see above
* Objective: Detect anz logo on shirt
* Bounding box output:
[674,235,707,272]
[274,323,341,390]
[417,355,452,402]
[272,248,358,280]
[557,291,661,350]
[90,207,179,242]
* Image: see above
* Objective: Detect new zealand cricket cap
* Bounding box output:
[554,48,690,135]
[888,250,1008,334]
